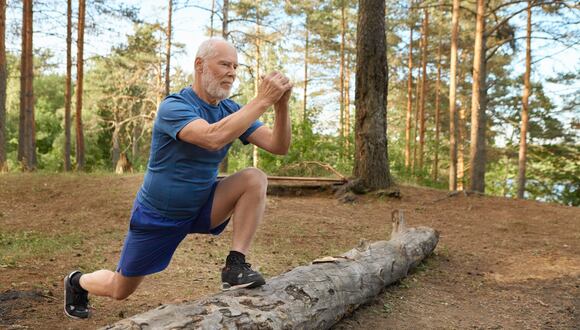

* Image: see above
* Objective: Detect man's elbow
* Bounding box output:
[272,143,290,155]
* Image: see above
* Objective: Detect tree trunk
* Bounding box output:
[457,51,469,191]
[222,0,229,39]
[457,96,467,191]
[18,0,35,171]
[156,51,163,107]
[432,7,442,182]
[111,123,120,169]
[345,52,351,152]
[209,0,215,37]
[164,0,172,96]
[0,0,7,172]
[105,214,439,330]
[418,8,429,170]
[448,0,460,191]
[218,0,230,173]
[411,61,421,174]
[303,14,309,125]
[353,0,391,190]
[64,0,72,171]
[404,23,413,170]
[75,0,86,171]
[517,1,532,199]
[469,0,487,193]
[339,1,346,152]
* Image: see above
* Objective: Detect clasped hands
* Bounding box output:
[257,72,293,109]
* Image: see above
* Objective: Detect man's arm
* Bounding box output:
[177,72,291,151]
[246,89,292,155]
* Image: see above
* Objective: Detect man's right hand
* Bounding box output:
[257,72,293,107]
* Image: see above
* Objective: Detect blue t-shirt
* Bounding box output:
[137,87,263,219]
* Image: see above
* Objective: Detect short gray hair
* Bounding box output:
[196,37,232,61]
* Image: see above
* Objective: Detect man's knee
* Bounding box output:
[241,167,268,193]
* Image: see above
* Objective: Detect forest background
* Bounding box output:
[0,0,578,206]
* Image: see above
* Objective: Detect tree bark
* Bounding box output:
[469,0,487,192]
[432,6,443,182]
[18,0,35,171]
[210,0,215,37]
[0,0,7,172]
[345,52,351,152]
[404,21,413,170]
[222,0,229,39]
[64,0,72,171]
[75,0,86,171]
[448,0,460,191]
[164,0,172,96]
[517,1,532,199]
[303,14,309,125]
[353,0,391,190]
[411,60,421,174]
[111,123,120,169]
[457,51,469,191]
[418,8,429,170]
[105,214,439,330]
[339,1,346,152]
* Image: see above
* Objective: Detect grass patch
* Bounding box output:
[0,230,82,267]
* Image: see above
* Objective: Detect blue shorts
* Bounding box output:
[116,181,229,277]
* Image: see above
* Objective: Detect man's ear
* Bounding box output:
[194,58,203,73]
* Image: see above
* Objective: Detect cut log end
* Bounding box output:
[391,209,407,238]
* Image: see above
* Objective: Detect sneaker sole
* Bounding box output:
[63,273,88,320]
[221,279,266,291]
[221,281,254,291]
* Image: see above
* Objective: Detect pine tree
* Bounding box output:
[353,0,391,189]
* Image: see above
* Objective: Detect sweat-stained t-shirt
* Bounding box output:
[136,86,263,220]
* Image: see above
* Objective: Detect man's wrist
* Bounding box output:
[252,97,273,110]
[274,102,289,112]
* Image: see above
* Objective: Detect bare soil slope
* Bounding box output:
[0,174,578,329]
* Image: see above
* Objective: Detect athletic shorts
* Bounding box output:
[116,181,229,277]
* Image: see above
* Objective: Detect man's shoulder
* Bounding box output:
[161,89,196,108]
[158,89,200,116]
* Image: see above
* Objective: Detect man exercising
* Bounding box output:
[64,38,293,319]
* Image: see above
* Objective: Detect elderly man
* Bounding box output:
[64,38,292,319]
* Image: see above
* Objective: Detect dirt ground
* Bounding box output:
[0,173,578,329]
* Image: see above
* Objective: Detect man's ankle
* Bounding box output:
[226,250,246,266]
[70,272,88,294]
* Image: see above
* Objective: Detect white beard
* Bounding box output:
[201,67,231,101]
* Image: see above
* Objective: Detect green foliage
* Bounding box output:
[2,1,577,208]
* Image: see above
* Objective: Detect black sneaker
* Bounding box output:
[221,262,266,291]
[64,271,90,319]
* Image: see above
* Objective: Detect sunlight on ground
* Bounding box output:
[488,255,580,283]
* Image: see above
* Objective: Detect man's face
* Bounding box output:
[200,44,238,101]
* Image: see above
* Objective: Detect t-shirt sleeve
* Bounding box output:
[224,99,264,145]
[156,97,202,140]
[239,120,264,145]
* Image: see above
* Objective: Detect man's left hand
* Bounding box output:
[275,83,293,110]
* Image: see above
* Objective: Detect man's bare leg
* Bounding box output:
[210,167,268,289]
[210,167,268,254]
[79,270,144,300]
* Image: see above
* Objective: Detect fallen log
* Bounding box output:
[104,210,439,330]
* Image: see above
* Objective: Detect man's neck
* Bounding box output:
[192,83,220,106]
